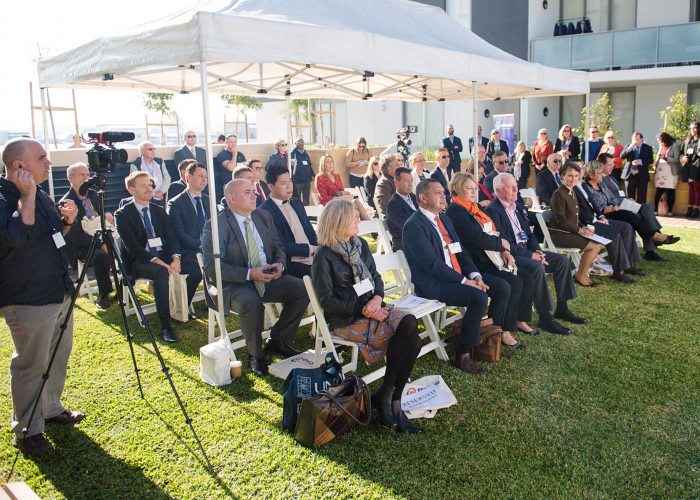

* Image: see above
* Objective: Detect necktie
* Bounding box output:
[434,215,462,274]
[244,217,265,297]
[256,183,266,201]
[555,172,563,186]
[194,196,206,232]
[141,207,158,257]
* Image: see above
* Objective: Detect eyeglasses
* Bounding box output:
[495,160,508,165]
[438,155,449,159]
[186,135,196,138]
[372,162,379,166]
[552,159,561,163]
[607,136,615,139]
[279,143,287,147]
[146,147,155,151]
[591,130,599,133]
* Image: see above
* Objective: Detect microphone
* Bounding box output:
[87,131,136,143]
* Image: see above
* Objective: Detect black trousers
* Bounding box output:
[131,260,171,328]
[293,182,311,206]
[435,282,488,354]
[608,204,660,252]
[77,246,113,296]
[625,174,648,204]
[447,160,461,178]
[514,250,575,320]
[481,270,521,331]
[286,261,311,279]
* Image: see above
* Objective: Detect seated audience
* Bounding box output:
[430,147,452,204]
[260,165,318,278]
[363,156,381,208]
[215,134,226,144]
[167,159,196,200]
[446,173,531,348]
[130,141,170,205]
[511,141,532,189]
[532,128,554,173]
[535,152,563,205]
[290,137,314,205]
[385,167,417,251]
[265,138,290,171]
[476,163,493,206]
[373,154,400,218]
[166,162,209,312]
[408,152,430,193]
[214,135,246,201]
[345,136,371,188]
[546,163,603,287]
[486,129,509,162]
[202,179,309,376]
[577,162,643,281]
[115,172,185,343]
[485,173,585,335]
[483,150,510,196]
[220,164,264,209]
[311,200,422,433]
[173,130,206,166]
[585,153,679,261]
[554,124,581,161]
[315,154,344,205]
[467,144,492,176]
[60,162,114,309]
[403,179,489,374]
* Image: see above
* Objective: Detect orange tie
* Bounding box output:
[434,215,462,274]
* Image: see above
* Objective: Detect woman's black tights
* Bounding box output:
[381,314,421,400]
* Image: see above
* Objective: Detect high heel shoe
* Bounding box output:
[391,400,422,433]
[371,386,398,429]
[501,331,525,349]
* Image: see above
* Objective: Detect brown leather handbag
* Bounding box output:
[294,375,371,447]
[447,317,502,363]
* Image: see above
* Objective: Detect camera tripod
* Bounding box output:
[10,184,212,476]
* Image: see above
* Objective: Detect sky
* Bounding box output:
[0,0,238,138]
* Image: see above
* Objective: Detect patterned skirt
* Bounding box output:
[333,307,408,364]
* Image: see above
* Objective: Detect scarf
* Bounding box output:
[328,236,374,292]
[451,195,493,227]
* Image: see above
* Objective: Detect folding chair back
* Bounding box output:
[535,210,581,269]
[358,219,392,255]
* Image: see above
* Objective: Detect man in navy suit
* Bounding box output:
[173,130,207,167]
[115,171,187,343]
[620,132,654,204]
[167,159,197,200]
[442,124,463,178]
[485,173,585,335]
[430,147,452,204]
[468,125,489,158]
[385,167,417,251]
[259,165,318,278]
[166,162,209,314]
[483,150,510,196]
[403,178,489,374]
[535,153,563,205]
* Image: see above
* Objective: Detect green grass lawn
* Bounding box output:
[1,228,699,498]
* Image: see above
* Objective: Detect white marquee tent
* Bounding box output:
[37,0,590,349]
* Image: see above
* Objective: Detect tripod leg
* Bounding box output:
[102,230,213,471]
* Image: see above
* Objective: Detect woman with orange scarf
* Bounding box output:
[446,172,539,346]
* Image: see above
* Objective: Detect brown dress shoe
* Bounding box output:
[452,352,484,374]
[12,433,53,457]
[46,409,86,425]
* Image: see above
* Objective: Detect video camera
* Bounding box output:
[79,131,134,196]
[396,126,417,165]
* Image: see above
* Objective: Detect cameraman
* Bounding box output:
[0,138,85,457]
[60,162,114,309]
[381,127,412,164]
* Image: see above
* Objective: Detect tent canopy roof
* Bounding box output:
[37,0,589,101]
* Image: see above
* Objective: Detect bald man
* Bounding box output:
[0,138,84,456]
[201,179,309,377]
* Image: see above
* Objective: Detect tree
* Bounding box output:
[578,92,619,139]
[660,92,700,143]
[280,99,318,143]
[221,95,263,142]
[143,92,174,145]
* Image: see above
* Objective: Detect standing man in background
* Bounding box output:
[442,124,463,178]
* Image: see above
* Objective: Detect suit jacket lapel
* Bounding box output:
[252,211,274,263]
[225,210,248,262]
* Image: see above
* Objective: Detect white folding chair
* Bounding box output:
[519,188,542,211]
[535,210,582,269]
[123,277,158,321]
[76,260,100,303]
[358,219,393,255]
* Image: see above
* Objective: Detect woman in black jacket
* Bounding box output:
[311,200,421,433]
[362,156,380,209]
[554,124,581,161]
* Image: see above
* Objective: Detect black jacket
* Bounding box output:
[363,174,379,209]
[445,203,504,269]
[536,168,559,205]
[385,192,417,251]
[259,197,318,264]
[59,188,99,265]
[311,239,383,330]
[166,190,210,258]
[555,136,581,160]
[486,139,510,160]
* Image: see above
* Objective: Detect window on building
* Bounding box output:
[690,85,700,106]
[560,0,636,32]
[561,89,635,141]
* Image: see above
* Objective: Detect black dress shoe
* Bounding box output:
[188,313,198,321]
[12,433,53,457]
[248,355,269,376]
[626,267,646,276]
[371,387,398,429]
[554,308,587,325]
[644,251,668,262]
[265,339,302,358]
[95,293,111,310]
[659,235,680,246]
[391,400,422,433]
[611,273,634,284]
[160,327,178,343]
[537,319,571,335]
[46,409,86,425]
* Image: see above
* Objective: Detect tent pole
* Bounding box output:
[198,59,233,358]
[472,81,478,176]
[286,81,292,171]
[422,100,426,149]
[39,87,55,200]
[584,92,590,162]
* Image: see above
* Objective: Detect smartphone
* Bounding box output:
[262,267,276,275]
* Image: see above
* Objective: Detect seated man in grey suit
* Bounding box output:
[202,179,309,376]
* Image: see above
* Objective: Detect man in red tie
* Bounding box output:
[249,159,270,202]
[402,178,490,374]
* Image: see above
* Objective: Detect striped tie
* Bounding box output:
[244,217,265,297]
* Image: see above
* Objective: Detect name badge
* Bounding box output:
[448,242,462,254]
[303,160,308,165]
[482,222,493,234]
[454,145,459,150]
[52,232,66,249]
[518,231,529,242]
[687,147,695,155]
[618,190,625,197]
[148,237,163,249]
[353,278,373,296]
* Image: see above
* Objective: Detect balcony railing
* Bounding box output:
[531,22,700,71]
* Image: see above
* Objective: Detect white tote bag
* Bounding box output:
[168,273,189,323]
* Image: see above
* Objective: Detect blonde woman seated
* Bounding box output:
[311,200,421,433]
[408,152,430,193]
[315,154,344,205]
[547,162,603,286]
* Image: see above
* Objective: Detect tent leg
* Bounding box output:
[39,87,55,200]
[472,81,478,176]
[422,100,426,150]
[286,82,292,171]
[198,59,231,357]
[585,92,590,162]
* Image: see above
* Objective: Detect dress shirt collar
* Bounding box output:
[497,196,516,212]
[133,200,150,212]
[270,196,290,206]
[399,193,415,209]
[419,207,439,226]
